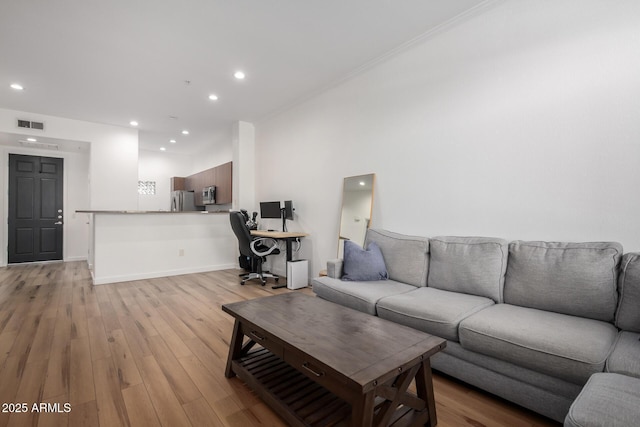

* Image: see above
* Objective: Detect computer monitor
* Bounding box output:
[259,201,281,219]
[284,200,294,220]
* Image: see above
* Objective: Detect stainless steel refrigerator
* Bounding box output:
[170,190,198,211]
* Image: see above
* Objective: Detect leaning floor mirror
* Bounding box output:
[338,173,375,258]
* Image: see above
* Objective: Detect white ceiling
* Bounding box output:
[0,0,487,154]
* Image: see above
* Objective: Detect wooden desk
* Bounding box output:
[251,230,309,289]
[251,230,309,239]
[250,230,308,262]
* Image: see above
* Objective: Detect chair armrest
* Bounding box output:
[327,259,343,278]
[250,238,279,256]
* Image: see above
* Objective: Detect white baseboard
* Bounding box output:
[92,263,237,285]
[0,257,86,267]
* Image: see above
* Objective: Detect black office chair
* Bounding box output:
[229,211,280,286]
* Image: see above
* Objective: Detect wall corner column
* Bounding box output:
[231,121,256,211]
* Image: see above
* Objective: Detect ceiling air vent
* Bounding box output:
[17,119,45,130]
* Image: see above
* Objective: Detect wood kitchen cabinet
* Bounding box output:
[185,168,214,206]
[170,177,186,191]
[213,161,232,204]
[174,161,232,206]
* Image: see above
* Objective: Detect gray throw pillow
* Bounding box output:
[342,240,389,281]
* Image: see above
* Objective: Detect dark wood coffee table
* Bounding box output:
[223,293,446,427]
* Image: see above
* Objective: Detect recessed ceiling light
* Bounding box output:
[359,181,366,186]
[208,94,218,101]
[181,130,189,135]
[234,71,245,80]
[10,83,24,90]
[27,137,37,142]
[160,147,166,151]
[130,120,139,127]
[169,139,176,143]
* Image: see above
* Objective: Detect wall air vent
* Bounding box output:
[17,119,45,130]
[18,140,59,150]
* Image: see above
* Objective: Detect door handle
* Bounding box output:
[54,221,63,225]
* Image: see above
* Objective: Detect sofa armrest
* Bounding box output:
[327,259,343,278]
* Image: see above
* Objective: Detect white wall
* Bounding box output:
[138,149,193,211]
[0,108,138,266]
[0,108,139,210]
[232,121,256,211]
[88,128,138,211]
[191,139,233,176]
[61,150,90,261]
[255,1,640,276]
[91,212,236,284]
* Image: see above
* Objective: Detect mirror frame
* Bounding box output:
[337,173,376,257]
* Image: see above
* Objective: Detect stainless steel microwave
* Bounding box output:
[202,186,216,205]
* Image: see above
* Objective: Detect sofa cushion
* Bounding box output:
[341,241,388,281]
[364,229,429,287]
[377,287,494,341]
[459,304,618,385]
[606,331,640,379]
[428,236,508,302]
[311,276,416,315]
[616,253,640,332]
[564,373,640,427]
[437,341,583,399]
[504,241,622,322]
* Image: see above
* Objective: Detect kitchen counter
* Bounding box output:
[78,210,236,285]
[76,209,230,214]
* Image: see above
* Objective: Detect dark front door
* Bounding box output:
[8,154,64,263]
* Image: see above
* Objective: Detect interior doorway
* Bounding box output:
[8,154,64,263]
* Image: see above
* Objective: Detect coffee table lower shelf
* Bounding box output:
[232,347,428,427]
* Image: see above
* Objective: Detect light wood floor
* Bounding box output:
[0,262,559,427]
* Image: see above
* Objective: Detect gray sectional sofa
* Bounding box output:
[311,229,640,424]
